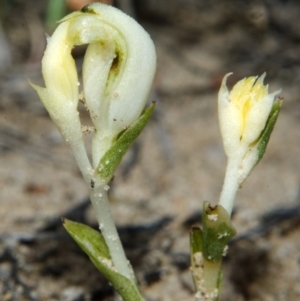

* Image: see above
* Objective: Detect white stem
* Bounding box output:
[69,138,93,183]
[92,131,113,168]
[68,138,135,283]
[88,178,136,283]
[218,158,240,216]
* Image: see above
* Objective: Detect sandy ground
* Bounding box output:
[1,1,300,301]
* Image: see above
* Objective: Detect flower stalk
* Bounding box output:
[218,73,282,216]
[218,151,245,216]
[31,3,156,299]
[87,177,136,283]
[190,73,282,300]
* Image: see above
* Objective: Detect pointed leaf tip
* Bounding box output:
[63,219,111,259]
[63,219,144,300]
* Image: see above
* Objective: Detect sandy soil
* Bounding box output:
[1,1,300,301]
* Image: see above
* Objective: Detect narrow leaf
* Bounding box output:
[97,102,155,181]
[63,218,110,258]
[190,227,204,291]
[63,219,144,301]
[257,97,283,161]
[190,226,203,255]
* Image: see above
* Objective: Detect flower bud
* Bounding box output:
[218,73,281,163]
[217,74,282,215]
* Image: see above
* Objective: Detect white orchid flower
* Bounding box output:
[218,73,282,215]
[31,3,156,172]
[218,73,281,158]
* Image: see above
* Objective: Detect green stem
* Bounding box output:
[46,0,66,31]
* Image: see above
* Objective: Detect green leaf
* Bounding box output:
[257,97,283,162]
[202,201,236,262]
[190,227,203,291]
[190,226,203,255]
[63,219,110,258]
[63,219,144,301]
[97,102,155,181]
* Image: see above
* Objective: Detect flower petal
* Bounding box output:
[243,89,281,145]
[42,21,79,105]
